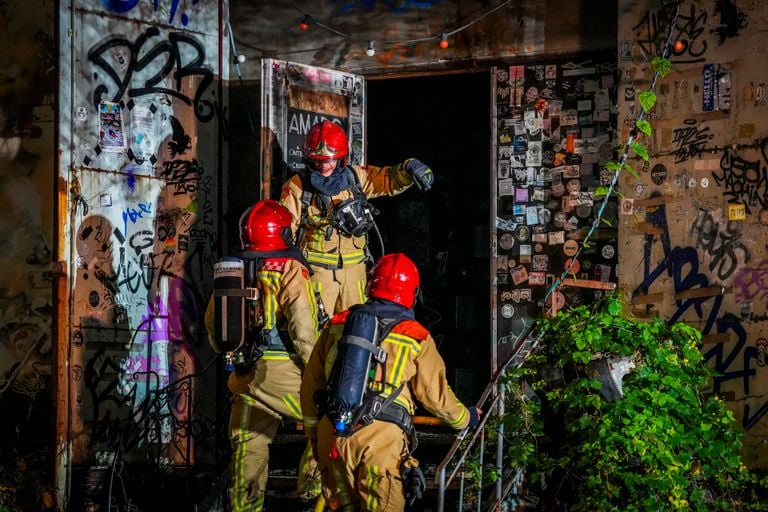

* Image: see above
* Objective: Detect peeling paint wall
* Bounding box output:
[617,0,768,468]
[0,0,56,494]
[60,0,226,507]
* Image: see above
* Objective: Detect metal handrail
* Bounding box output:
[436,324,544,511]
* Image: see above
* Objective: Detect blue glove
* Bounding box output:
[468,406,481,428]
[405,159,434,191]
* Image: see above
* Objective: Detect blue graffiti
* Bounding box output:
[635,191,766,429]
[331,0,442,14]
[102,0,140,13]
[122,202,153,235]
[101,0,200,26]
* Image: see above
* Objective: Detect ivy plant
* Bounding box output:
[499,294,768,511]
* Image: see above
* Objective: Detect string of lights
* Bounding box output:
[293,0,513,55]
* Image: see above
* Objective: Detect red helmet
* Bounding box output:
[239,199,293,251]
[302,120,348,167]
[366,253,420,308]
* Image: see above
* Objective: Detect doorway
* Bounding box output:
[366,72,491,404]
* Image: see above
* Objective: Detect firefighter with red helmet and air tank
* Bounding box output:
[206,199,322,511]
[300,253,481,511]
[280,120,436,315]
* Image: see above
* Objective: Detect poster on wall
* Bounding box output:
[98,101,126,152]
[285,107,347,173]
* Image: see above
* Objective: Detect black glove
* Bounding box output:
[405,159,434,191]
[403,465,426,506]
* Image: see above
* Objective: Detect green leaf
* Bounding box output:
[651,56,672,78]
[630,142,649,161]
[623,162,638,178]
[601,217,613,227]
[635,119,652,136]
[639,91,657,112]
[604,160,622,171]
[595,186,610,197]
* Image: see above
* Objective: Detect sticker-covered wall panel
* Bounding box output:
[618,0,768,468]
[491,58,618,366]
[62,0,224,506]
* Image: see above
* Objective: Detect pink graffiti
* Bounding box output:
[733,259,768,304]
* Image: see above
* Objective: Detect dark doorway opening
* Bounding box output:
[366,72,491,404]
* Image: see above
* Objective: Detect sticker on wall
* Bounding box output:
[515,225,531,242]
[501,303,516,319]
[727,203,746,221]
[634,183,646,197]
[511,265,529,285]
[98,101,126,152]
[759,209,768,227]
[620,197,635,215]
[650,164,667,185]
[553,211,567,228]
[602,244,615,259]
[700,177,709,188]
[529,272,546,286]
[563,239,579,257]
[564,258,581,274]
[499,233,515,250]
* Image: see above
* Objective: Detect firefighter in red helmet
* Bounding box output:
[301,253,480,511]
[206,199,321,511]
[280,120,435,315]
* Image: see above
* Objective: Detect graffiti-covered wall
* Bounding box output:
[59,0,226,508]
[0,0,56,506]
[617,0,768,468]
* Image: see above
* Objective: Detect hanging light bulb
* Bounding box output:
[439,32,449,49]
[366,40,375,57]
[299,15,311,31]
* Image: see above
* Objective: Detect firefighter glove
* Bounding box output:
[403,465,426,505]
[405,159,434,191]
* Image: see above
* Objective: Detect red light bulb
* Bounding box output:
[299,16,310,31]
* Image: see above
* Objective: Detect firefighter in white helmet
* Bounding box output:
[280,120,435,315]
[206,199,321,511]
[300,253,480,511]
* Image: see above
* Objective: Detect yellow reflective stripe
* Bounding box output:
[233,398,252,511]
[387,332,422,354]
[341,251,366,265]
[306,278,319,336]
[357,277,367,303]
[282,393,302,420]
[365,464,381,511]
[305,251,340,265]
[304,249,367,266]
[256,270,282,328]
[260,349,294,361]
[303,416,319,428]
[445,406,468,428]
[388,344,409,386]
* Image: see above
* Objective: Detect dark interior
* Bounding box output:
[366,72,492,404]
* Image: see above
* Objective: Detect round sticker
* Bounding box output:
[688,178,696,188]
[563,239,579,257]
[515,225,531,242]
[552,291,566,310]
[651,164,667,185]
[701,177,709,188]
[602,244,616,259]
[634,183,645,197]
[534,243,544,253]
[564,258,581,274]
[554,211,567,228]
[501,303,515,318]
[500,233,515,250]
[642,160,651,173]
[576,204,593,219]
